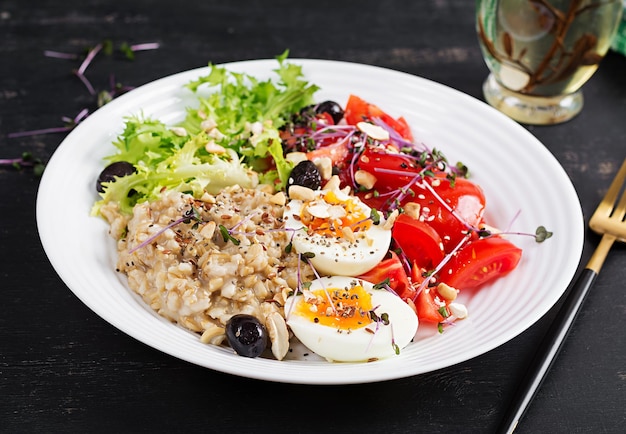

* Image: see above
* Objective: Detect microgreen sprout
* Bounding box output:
[0,152,46,176]
[129,206,203,254]
[370,208,381,225]
[535,226,553,243]
[8,108,89,139]
[372,278,391,291]
[218,224,241,245]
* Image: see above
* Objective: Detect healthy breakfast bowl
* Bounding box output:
[36,56,584,384]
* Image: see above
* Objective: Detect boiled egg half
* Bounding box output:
[283,186,391,276]
[285,276,419,362]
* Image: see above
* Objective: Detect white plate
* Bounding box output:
[36,59,584,384]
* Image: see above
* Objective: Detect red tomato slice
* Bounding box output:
[356,146,421,191]
[344,94,370,125]
[439,237,522,290]
[357,251,412,300]
[344,95,413,141]
[415,287,447,323]
[306,139,351,168]
[392,213,445,270]
[408,177,486,252]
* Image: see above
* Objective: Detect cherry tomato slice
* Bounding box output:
[439,237,522,290]
[392,213,445,270]
[408,176,486,252]
[344,94,414,141]
[415,287,447,323]
[356,146,421,191]
[305,139,351,168]
[357,251,412,300]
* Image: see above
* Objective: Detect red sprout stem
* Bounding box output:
[129,216,187,254]
[7,126,72,138]
[411,233,472,302]
[130,42,160,51]
[74,70,96,95]
[77,43,102,75]
[43,50,79,60]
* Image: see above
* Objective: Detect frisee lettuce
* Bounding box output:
[92,128,257,215]
[93,51,318,216]
[180,50,318,188]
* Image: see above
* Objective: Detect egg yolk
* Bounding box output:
[300,191,372,239]
[294,284,374,330]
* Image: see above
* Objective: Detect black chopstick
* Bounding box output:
[496,268,597,434]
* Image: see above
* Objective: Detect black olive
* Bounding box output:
[225,314,268,358]
[96,161,136,193]
[287,160,321,195]
[315,100,344,124]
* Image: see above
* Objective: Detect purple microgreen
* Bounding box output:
[74,69,96,95]
[391,323,400,355]
[43,50,79,60]
[130,217,186,254]
[129,42,161,52]
[411,232,472,302]
[372,116,429,153]
[302,255,337,315]
[218,224,241,245]
[535,226,553,242]
[495,226,554,243]
[129,206,203,254]
[419,178,479,233]
[77,43,102,75]
[0,152,45,176]
[8,108,89,139]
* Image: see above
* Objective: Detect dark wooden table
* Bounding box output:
[2,1,625,433]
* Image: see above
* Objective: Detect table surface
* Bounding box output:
[2,1,625,433]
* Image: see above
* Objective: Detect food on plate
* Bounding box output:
[283,185,392,276]
[285,276,418,362]
[94,53,544,362]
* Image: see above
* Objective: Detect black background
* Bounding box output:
[1,1,625,433]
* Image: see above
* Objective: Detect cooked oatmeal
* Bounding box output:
[100,185,314,358]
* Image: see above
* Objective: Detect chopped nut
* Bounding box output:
[200,118,217,131]
[448,302,468,319]
[313,156,333,180]
[342,226,356,243]
[383,209,399,230]
[354,169,377,190]
[403,202,421,220]
[288,185,316,201]
[285,152,308,165]
[205,141,226,154]
[207,128,225,140]
[437,282,458,301]
[357,121,390,141]
[266,312,289,361]
[170,126,188,137]
[200,326,225,344]
[322,175,341,191]
[200,192,216,204]
[269,191,286,206]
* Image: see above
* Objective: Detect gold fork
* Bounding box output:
[498,158,626,434]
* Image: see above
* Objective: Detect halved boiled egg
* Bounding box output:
[285,276,418,362]
[283,186,391,276]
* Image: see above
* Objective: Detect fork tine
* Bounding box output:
[598,158,626,217]
[613,175,626,222]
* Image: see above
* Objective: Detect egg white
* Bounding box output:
[283,188,391,276]
[285,276,419,362]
